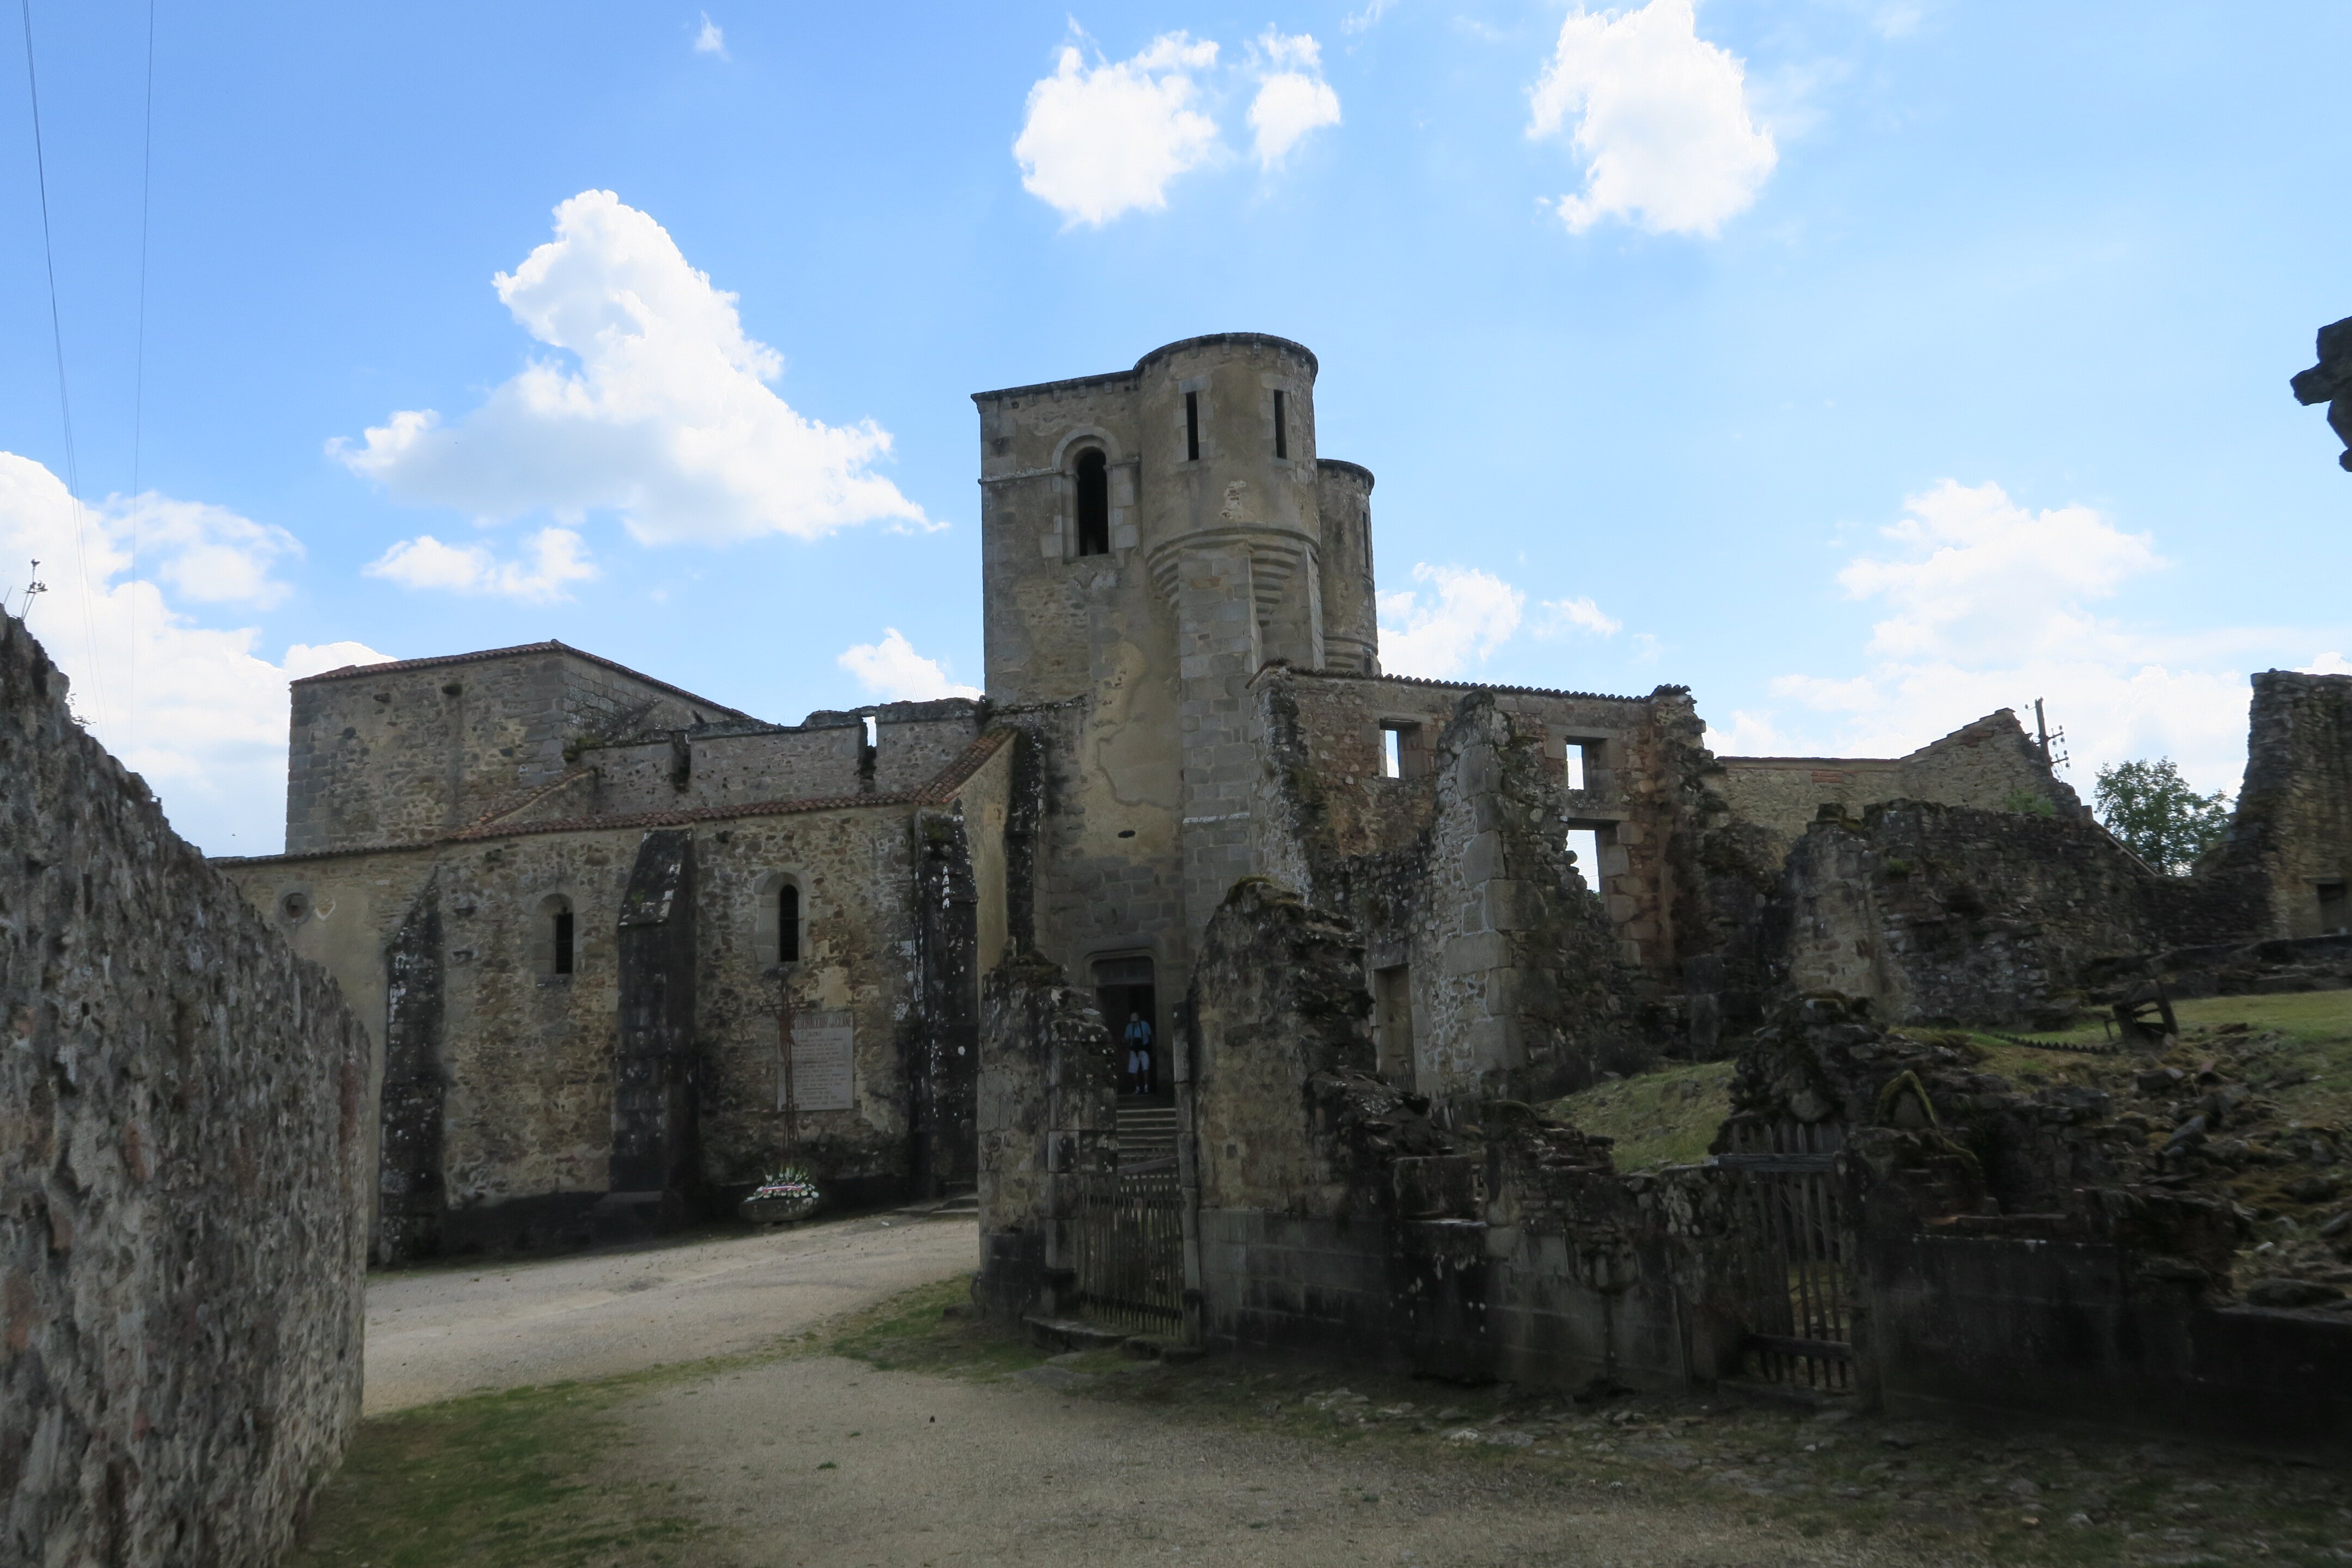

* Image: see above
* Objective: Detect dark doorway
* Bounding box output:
[2320,880,2348,934]
[1094,955,1160,1098]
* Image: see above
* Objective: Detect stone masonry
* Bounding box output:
[3,613,372,1566]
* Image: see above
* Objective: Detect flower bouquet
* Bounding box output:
[739,1166,824,1226]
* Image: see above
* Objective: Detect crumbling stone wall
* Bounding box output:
[2,614,371,1565]
[1777,801,2184,1027]
[1717,709,2081,865]
[1723,997,2351,1452]
[972,949,1116,1321]
[2209,670,2352,939]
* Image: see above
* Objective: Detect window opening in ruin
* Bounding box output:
[1273,390,1287,458]
[2319,880,2348,933]
[1565,740,1591,791]
[779,882,801,963]
[1566,829,1603,898]
[1074,448,1110,556]
[537,894,575,976]
[862,714,879,749]
[1373,965,1413,1084]
[1093,955,1161,1100]
[1184,391,1200,461]
[1379,721,1424,780]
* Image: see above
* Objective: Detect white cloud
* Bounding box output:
[364,526,596,604]
[1528,0,1777,237]
[1246,32,1342,168]
[1343,0,1397,35]
[2301,651,2352,676]
[1014,33,1222,226]
[1377,564,1526,677]
[694,13,727,57]
[837,628,980,702]
[1725,479,2306,797]
[1536,595,1623,638]
[1837,479,2161,663]
[0,451,392,854]
[332,190,927,547]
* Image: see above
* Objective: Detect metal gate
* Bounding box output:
[1068,1158,1186,1338]
[1717,1120,1855,1392]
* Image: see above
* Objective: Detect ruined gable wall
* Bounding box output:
[2,615,370,1565]
[2213,671,2352,938]
[287,648,731,854]
[1717,709,2078,867]
[1778,802,2165,1026]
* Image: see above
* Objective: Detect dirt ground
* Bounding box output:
[361,1212,971,1413]
[320,1221,2350,1568]
[626,1351,1957,1568]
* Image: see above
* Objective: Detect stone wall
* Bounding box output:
[2210,670,2352,938]
[1717,708,2081,866]
[1774,800,2265,1027]
[971,950,1117,1321]
[226,733,1014,1259]
[2,614,371,1564]
[287,642,745,854]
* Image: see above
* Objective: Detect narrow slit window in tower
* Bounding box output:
[1075,448,1110,556]
[779,883,801,963]
[1380,722,1414,779]
[553,908,575,975]
[1184,391,1200,461]
[1273,390,1287,458]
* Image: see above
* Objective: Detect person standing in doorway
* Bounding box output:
[1124,1010,1154,1095]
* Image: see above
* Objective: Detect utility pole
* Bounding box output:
[12,561,46,620]
[2033,698,2068,773]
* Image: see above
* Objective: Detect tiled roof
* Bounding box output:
[1281,665,1671,705]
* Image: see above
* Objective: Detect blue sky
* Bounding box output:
[5,0,2349,854]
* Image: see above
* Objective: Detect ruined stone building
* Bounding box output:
[213,333,2350,1278]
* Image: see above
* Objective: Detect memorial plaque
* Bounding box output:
[780,1010,855,1112]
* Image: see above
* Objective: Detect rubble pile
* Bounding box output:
[1720,995,2352,1307]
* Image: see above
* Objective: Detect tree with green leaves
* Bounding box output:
[2094,758,2232,875]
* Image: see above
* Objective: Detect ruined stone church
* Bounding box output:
[217,333,2343,1264]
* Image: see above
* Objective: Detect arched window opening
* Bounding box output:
[1074,448,1110,556]
[537,894,576,977]
[779,881,801,964]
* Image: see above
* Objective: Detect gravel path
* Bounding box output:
[362,1215,973,1414]
[624,1355,1963,1568]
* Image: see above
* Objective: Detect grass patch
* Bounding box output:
[818,1273,1054,1380]
[1545,1058,1736,1168]
[287,1379,703,1568]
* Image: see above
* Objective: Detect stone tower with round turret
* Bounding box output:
[972,334,1381,1022]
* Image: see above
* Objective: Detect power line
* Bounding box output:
[17,0,109,726]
